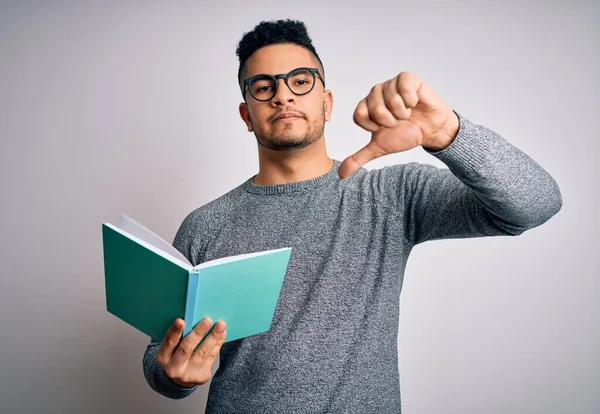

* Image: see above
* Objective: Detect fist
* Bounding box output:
[338,71,459,179]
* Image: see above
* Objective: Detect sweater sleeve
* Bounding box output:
[142,340,200,399]
[383,112,562,245]
[141,210,211,399]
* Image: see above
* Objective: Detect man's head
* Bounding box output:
[236,20,333,152]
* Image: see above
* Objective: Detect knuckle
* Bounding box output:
[196,347,210,360]
[385,79,396,92]
[354,105,368,117]
[178,342,194,355]
[371,106,388,119]
[164,335,179,348]
[353,109,367,124]
[164,366,178,379]
[388,94,405,109]
[398,79,411,95]
[398,74,414,92]
[198,371,212,384]
[398,71,412,81]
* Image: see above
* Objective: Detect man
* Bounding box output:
[143,19,562,413]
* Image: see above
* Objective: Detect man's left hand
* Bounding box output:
[338,71,459,179]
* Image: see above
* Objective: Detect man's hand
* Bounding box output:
[156,317,227,387]
[338,71,460,179]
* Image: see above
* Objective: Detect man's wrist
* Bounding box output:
[422,110,460,152]
[169,376,199,388]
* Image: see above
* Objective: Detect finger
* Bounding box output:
[383,79,411,120]
[397,72,421,108]
[366,84,398,128]
[353,98,379,133]
[171,317,213,365]
[156,318,185,366]
[191,320,227,364]
[337,140,386,179]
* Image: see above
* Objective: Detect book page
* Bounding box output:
[193,247,291,270]
[117,214,191,266]
[104,222,193,271]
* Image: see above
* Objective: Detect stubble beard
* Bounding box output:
[251,109,325,151]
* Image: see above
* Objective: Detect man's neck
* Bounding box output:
[253,141,333,186]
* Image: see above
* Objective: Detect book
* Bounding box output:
[102,214,292,343]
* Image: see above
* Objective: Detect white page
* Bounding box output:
[116,214,191,265]
[104,222,193,271]
[193,247,291,270]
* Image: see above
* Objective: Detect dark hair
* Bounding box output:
[235,19,325,87]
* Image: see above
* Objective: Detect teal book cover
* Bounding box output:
[102,214,292,343]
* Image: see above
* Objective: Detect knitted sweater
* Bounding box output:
[143,113,562,413]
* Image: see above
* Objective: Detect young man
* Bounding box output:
[143,19,562,413]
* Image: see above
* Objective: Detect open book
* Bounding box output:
[102,214,292,343]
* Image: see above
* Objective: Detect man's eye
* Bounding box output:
[254,85,273,93]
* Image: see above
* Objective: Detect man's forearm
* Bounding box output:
[429,112,562,232]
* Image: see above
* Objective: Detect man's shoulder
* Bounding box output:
[339,161,430,191]
[336,161,444,208]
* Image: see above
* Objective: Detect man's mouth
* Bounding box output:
[272,113,303,122]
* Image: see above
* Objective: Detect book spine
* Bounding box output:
[182,271,200,337]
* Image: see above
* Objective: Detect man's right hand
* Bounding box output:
[156,317,227,387]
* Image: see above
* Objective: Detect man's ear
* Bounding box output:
[239,102,253,132]
[323,90,333,122]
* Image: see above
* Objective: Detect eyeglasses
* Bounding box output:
[242,67,325,102]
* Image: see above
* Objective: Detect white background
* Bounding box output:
[0,1,597,413]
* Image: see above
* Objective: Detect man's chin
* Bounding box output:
[257,138,312,151]
[255,133,317,151]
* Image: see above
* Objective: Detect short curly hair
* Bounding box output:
[235,19,325,87]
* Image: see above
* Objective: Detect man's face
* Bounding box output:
[239,43,333,151]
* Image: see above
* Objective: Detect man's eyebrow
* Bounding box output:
[247,67,312,78]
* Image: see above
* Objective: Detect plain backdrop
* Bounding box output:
[0,1,597,413]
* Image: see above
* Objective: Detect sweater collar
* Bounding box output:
[243,160,341,195]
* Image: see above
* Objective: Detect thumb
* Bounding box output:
[337,140,385,179]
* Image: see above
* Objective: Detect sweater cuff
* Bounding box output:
[156,364,198,393]
[424,111,493,176]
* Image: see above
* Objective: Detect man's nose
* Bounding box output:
[271,78,295,105]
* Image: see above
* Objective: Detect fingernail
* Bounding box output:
[215,322,225,333]
[202,318,212,328]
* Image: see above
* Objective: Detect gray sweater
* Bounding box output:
[143,113,562,413]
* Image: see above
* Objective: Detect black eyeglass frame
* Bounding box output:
[241,67,326,102]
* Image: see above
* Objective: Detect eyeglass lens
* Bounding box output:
[249,68,315,101]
